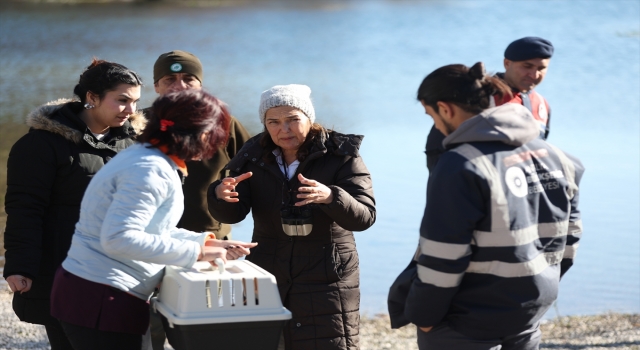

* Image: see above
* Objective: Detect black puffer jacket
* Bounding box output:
[208,131,376,350]
[3,99,145,325]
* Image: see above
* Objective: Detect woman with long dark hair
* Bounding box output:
[3,58,144,349]
[208,84,376,350]
[49,89,257,350]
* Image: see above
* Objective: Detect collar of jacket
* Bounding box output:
[25,98,147,146]
[225,130,364,174]
[149,140,189,177]
[495,72,530,96]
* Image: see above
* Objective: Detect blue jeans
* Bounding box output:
[417,322,541,350]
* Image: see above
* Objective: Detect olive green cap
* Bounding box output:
[153,50,203,83]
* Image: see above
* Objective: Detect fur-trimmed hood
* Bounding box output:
[26,98,146,144]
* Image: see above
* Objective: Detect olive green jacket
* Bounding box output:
[143,107,251,237]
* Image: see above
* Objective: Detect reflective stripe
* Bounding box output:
[417,264,465,288]
[473,221,569,247]
[412,244,420,262]
[420,237,471,260]
[546,144,578,199]
[568,220,583,236]
[466,251,563,278]
[450,145,510,232]
[563,244,579,259]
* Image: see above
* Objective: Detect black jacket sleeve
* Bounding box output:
[560,153,584,277]
[3,132,59,280]
[319,155,376,232]
[207,175,252,225]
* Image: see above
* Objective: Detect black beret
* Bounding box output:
[504,37,554,61]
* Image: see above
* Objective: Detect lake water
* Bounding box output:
[1,0,638,318]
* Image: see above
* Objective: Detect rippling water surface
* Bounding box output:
[1,0,638,317]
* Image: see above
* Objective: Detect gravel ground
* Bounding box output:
[359,313,640,350]
[1,288,638,350]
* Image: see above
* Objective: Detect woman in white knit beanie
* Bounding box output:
[209,84,376,350]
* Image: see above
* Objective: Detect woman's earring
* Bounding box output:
[84,103,95,110]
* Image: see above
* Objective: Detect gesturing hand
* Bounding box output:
[215,172,253,202]
[295,173,334,206]
[205,239,258,260]
[6,275,32,294]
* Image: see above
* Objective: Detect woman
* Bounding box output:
[49,89,257,350]
[208,84,376,350]
[3,58,145,349]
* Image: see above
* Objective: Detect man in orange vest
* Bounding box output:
[495,36,554,140]
[425,37,554,173]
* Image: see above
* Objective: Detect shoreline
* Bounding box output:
[0,290,637,350]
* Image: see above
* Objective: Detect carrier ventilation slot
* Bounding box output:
[242,278,248,306]
[231,279,236,307]
[254,277,260,305]
[205,280,212,308]
[217,280,223,307]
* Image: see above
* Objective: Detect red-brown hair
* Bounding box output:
[139,90,230,160]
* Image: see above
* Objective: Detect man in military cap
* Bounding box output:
[424,37,554,174]
[496,36,554,140]
[148,50,251,239]
[146,50,251,350]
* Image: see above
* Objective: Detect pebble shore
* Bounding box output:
[0,289,638,350]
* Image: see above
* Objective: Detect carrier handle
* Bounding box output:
[214,258,225,274]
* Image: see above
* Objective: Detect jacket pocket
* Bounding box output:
[324,243,359,282]
[324,243,342,283]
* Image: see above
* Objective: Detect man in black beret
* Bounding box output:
[145,50,251,350]
[496,36,554,140]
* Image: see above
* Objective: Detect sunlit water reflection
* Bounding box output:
[1,0,638,317]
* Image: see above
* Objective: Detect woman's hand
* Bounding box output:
[419,326,433,333]
[198,246,228,266]
[6,275,32,293]
[205,239,258,260]
[215,172,253,202]
[295,173,334,206]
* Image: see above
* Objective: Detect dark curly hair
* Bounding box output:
[417,61,512,114]
[139,90,231,161]
[73,58,143,104]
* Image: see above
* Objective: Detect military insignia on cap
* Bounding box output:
[170,63,182,72]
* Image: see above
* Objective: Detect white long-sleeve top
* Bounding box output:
[63,143,207,300]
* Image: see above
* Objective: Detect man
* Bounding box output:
[424,37,554,174]
[389,63,583,349]
[146,50,251,239]
[145,50,251,350]
[496,36,554,140]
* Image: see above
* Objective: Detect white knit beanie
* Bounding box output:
[259,84,315,124]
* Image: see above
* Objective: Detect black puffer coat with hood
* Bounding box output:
[208,130,376,350]
[3,99,145,325]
